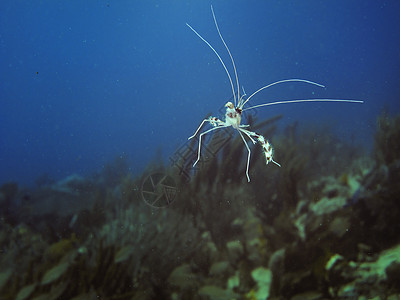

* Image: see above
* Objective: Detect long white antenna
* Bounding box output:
[243,98,364,111]
[210,5,240,106]
[186,22,237,105]
[239,79,325,108]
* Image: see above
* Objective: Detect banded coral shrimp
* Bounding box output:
[187,5,363,182]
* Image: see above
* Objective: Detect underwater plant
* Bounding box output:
[374,111,400,166]
[2,110,400,300]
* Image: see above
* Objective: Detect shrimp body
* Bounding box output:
[187,6,363,182]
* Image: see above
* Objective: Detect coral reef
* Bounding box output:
[1,112,400,299]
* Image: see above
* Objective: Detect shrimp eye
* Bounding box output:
[225,102,234,109]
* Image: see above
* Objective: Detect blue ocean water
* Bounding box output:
[1,1,399,186]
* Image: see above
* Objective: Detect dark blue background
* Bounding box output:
[1,1,399,185]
